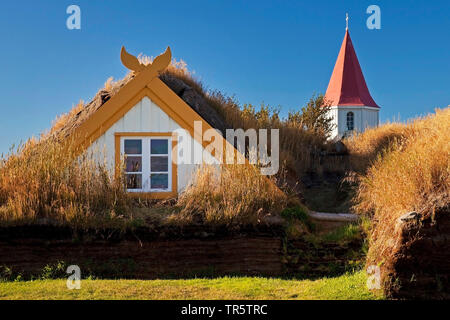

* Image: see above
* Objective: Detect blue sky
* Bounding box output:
[0,0,449,154]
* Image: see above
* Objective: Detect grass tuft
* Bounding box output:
[0,137,132,228]
[174,164,287,225]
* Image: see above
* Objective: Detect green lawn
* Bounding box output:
[0,271,382,300]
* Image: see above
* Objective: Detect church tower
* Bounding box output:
[325,22,380,139]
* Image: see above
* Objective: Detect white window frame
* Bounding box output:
[121,136,172,193]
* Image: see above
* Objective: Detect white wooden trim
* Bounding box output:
[329,105,380,111]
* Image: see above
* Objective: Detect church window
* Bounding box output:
[347,112,354,131]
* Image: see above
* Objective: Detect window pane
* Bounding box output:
[125,156,142,172]
[125,140,142,154]
[151,156,168,172]
[126,174,142,189]
[151,139,168,154]
[151,174,169,189]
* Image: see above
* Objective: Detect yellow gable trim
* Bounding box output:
[70,45,235,163]
[73,76,233,164]
[70,47,283,199]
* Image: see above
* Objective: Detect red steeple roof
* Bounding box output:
[325,30,379,108]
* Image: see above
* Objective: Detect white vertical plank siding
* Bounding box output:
[149,101,160,132]
[123,100,141,131]
[157,105,170,132]
[141,97,151,131]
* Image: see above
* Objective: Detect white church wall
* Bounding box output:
[361,109,379,130]
[328,107,339,138]
[327,106,379,139]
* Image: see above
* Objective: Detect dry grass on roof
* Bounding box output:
[344,121,417,173]
[49,73,135,139]
[174,164,288,225]
[0,136,132,226]
[353,107,450,267]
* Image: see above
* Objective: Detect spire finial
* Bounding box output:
[346,13,349,30]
